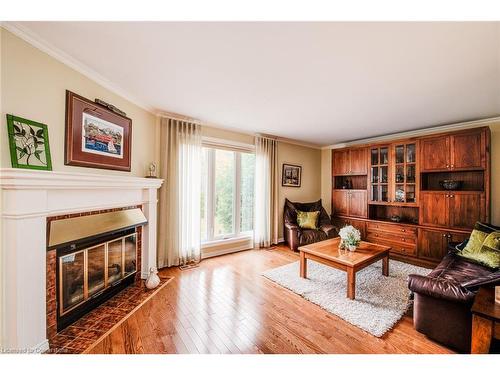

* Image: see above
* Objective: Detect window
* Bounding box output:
[201,146,255,242]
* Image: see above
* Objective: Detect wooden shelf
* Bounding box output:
[369,201,418,207]
[333,188,367,192]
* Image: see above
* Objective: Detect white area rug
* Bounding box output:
[262,259,429,337]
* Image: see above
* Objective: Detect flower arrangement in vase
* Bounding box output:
[338,225,361,252]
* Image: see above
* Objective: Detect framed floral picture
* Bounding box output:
[6,114,52,170]
[282,163,302,187]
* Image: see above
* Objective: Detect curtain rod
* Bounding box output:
[157,110,204,125]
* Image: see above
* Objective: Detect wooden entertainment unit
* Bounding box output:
[331,126,491,267]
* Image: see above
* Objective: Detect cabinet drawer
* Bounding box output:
[366,229,416,245]
[365,221,417,236]
[366,235,417,256]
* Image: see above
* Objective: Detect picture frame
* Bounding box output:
[282,163,302,187]
[6,114,52,171]
[65,90,132,171]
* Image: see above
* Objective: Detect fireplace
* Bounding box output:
[48,207,147,332]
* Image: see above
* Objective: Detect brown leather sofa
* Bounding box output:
[283,198,337,251]
[408,239,500,353]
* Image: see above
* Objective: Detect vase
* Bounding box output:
[347,244,357,252]
[145,267,160,289]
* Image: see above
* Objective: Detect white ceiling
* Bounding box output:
[11,22,500,146]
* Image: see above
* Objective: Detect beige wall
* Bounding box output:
[277,142,322,239]
[321,122,500,226]
[0,29,157,177]
[321,148,332,215]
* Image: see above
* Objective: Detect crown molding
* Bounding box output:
[322,116,500,149]
[1,22,155,114]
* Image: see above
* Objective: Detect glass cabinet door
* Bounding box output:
[370,146,389,202]
[393,143,417,203]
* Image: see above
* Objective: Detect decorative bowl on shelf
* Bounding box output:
[390,215,401,222]
[439,180,463,191]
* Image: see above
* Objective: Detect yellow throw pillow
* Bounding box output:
[296,210,319,230]
[459,229,500,269]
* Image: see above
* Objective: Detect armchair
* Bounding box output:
[283,198,337,251]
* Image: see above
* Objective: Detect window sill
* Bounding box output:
[202,234,254,248]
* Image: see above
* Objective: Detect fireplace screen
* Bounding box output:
[59,232,137,316]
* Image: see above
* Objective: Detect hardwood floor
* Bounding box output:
[87,246,453,354]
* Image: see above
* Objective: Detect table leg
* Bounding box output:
[471,314,493,354]
[300,251,307,278]
[382,255,389,276]
[347,268,355,300]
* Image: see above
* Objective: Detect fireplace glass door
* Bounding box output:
[108,238,124,285]
[58,230,137,317]
[124,234,137,276]
[60,250,85,312]
[87,244,106,297]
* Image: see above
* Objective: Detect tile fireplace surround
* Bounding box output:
[0,168,163,352]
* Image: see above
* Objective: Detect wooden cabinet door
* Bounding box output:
[348,190,367,218]
[420,136,450,172]
[332,190,349,216]
[349,148,368,175]
[448,193,484,230]
[417,228,448,261]
[332,149,350,175]
[420,192,448,227]
[450,130,485,170]
[449,231,470,246]
[348,218,366,239]
[332,217,366,239]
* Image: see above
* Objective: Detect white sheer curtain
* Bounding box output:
[254,135,279,248]
[157,117,202,267]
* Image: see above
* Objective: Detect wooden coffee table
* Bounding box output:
[298,237,391,300]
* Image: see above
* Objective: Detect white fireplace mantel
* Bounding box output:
[0,168,164,351]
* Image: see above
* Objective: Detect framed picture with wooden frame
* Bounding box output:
[282,163,302,187]
[65,90,132,171]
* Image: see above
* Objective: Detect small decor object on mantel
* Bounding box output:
[145,267,161,290]
[6,114,52,170]
[338,225,361,252]
[65,90,132,171]
[282,163,302,187]
[146,162,158,178]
